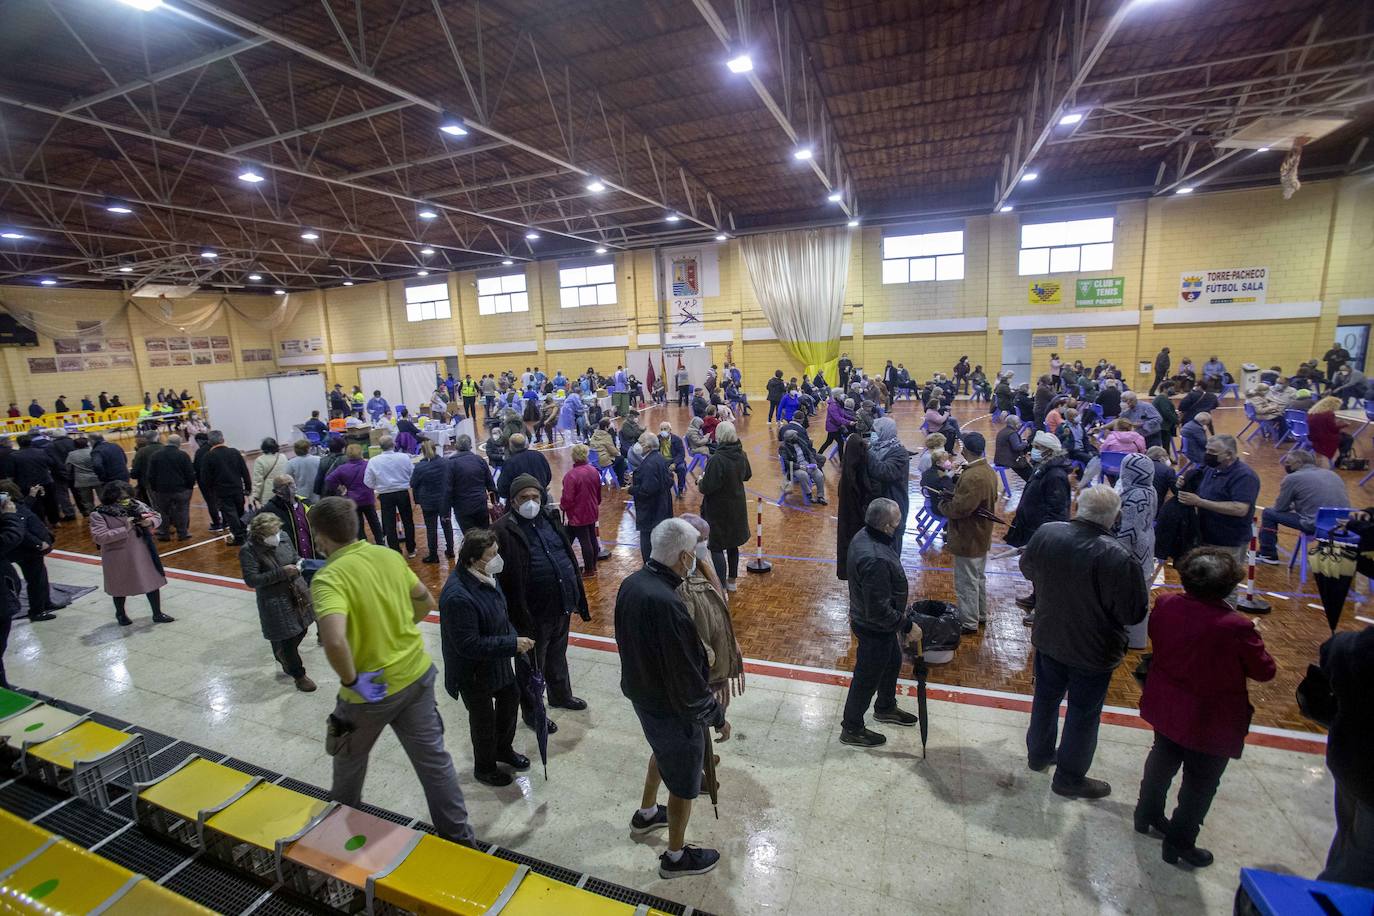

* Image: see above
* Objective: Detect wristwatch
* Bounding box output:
[341,675,358,688]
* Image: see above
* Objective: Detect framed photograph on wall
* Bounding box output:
[144,337,168,351]
[168,337,190,351]
[54,339,81,355]
[82,355,111,370]
[148,353,171,367]
[56,356,83,372]
[171,351,192,366]
[241,349,258,362]
[110,354,134,368]
[27,358,57,374]
[80,339,105,353]
[107,338,131,352]
[211,336,230,349]
[190,337,211,349]
[193,353,212,365]
[213,351,232,364]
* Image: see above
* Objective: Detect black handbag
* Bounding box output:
[1296,663,1337,729]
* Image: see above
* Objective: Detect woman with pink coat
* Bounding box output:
[89,481,173,626]
[559,443,603,576]
[1099,418,1148,454]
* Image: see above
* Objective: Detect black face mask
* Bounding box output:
[1204,453,1221,468]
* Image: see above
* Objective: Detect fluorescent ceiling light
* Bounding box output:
[417,270,429,277]
[586,179,607,193]
[248,273,263,281]
[439,113,468,137]
[274,289,286,295]
[525,231,540,240]
[300,230,319,240]
[726,53,753,73]
[420,247,435,256]
[827,192,842,203]
[999,205,1014,213]
[847,219,859,227]
[1058,112,1084,126]
[118,266,133,273]
[117,0,162,10]
[594,246,607,254]
[1021,172,1039,183]
[106,202,133,214]
[1,232,23,240]
[200,250,217,259]
[1257,146,1270,152]
[1175,187,1194,194]
[40,278,56,286]
[715,233,727,242]
[501,259,514,266]
[793,146,814,161]
[417,207,439,220]
[237,168,265,183]
[342,280,354,286]
[666,212,681,222]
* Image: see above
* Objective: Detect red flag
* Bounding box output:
[645,356,656,394]
[676,354,685,371]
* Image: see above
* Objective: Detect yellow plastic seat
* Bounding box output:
[501,873,641,916]
[370,835,522,915]
[283,805,420,889]
[0,812,51,871]
[203,782,330,851]
[27,720,131,769]
[137,756,257,821]
[0,839,129,913]
[0,705,83,750]
[101,877,215,914]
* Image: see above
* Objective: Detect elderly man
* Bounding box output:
[629,431,675,562]
[309,496,475,845]
[1120,391,1164,449]
[363,436,416,556]
[866,417,913,550]
[840,498,920,748]
[779,426,827,505]
[1178,435,1261,588]
[447,434,497,533]
[145,434,196,541]
[493,474,590,733]
[995,413,1031,481]
[498,433,551,501]
[1201,356,1227,385]
[204,430,253,546]
[615,518,730,879]
[1179,411,1211,467]
[941,433,999,633]
[1022,485,1149,799]
[1331,363,1368,408]
[1255,449,1349,564]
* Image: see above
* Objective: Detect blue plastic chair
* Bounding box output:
[777,456,813,507]
[304,430,323,452]
[914,506,946,553]
[1283,415,1312,458]
[1222,382,1240,401]
[686,452,707,476]
[1290,506,1358,584]
[589,448,621,487]
[1096,450,1126,483]
[991,464,1014,498]
[1015,406,1034,437]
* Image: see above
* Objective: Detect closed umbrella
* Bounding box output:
[909,633,929,759]
[517,657,550,779]
[702,730,720,819]
[1310,536,1358,632]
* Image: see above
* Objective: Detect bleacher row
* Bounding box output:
[0,401,202,437]
[0,688,702,916]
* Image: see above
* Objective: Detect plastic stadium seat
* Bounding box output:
[369,834,524,915]
[24,720,152,807]
[201,782,332,876]
[0,810,51,869]
[281,806,422,910]
[0,835,132,913]
[135,755,259,848]
[0,704,85,752]
[503,872,647,915]
[102,877,216,914]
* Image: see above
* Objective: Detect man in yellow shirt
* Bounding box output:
[310,496,476,844]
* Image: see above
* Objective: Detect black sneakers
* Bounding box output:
[658,845,720,879]
[839,728,886,748]
[874,707,919,727]
[630,804,668,835]
[1052,776,1112,799]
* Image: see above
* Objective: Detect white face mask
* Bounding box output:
[694,542,710,562]
[517,499,540,520]
[682,552,697,578]
[263,532,281,547]
[485,553,504,576]
[1030,448,1043,463]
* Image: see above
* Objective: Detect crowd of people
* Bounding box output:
[0,343,1369,892]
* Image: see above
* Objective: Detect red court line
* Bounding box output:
[52,551,1325,757]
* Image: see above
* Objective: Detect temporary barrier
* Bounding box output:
[1236,513,1271,614]
[746,496,772,573]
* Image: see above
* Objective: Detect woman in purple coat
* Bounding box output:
[90,481,173,626]
[323,443,383,542]
[818,392,853,459]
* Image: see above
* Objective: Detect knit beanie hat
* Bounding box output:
[508,474,544,500]
[963,432,986,456]
[1032,431,1060,451]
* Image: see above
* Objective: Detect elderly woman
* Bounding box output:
[1006,431,1073,622]
[1135,548,1275,868]
[324,443,382,542]
[698,421,751,592]
[251,437,290,504]
[559,443,603,575]
[239,513,315,691]
[679,514,745,707]
[1114,453,1159,649]
[439,528,534,786]
[1307,396,1354,467]
[90,481,172,626]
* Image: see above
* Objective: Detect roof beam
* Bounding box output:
[61,38,270,113]
[226,100,416,155]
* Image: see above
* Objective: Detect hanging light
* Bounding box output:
[715,233,727,242]
[247,272,263,281]
[116,0,162,10]
[827,191,842,203]
[439,112,468,137]
[726,52,753,73]
[1,231,25,240]
[274,289,286,295]
[585,179,607,193]
[39,278,57,286]
[525,231,540,241]
[105,199,134,214]
[417,270,430,277]
[847,218,859,227]
[300,229,320,241]
[237,166,266,183]
[1058,112,1084,126]
[1175,187,1194,195]
[118,265,133,273]
[342,280,354,286]
[1021,171,1039,183]
[666,212,681,223]
[501,259,514,266]
[417,205,439,220]
[594,246,607,254]
[793,146,814,161]
[420,247,435,256]
[200,250,218,259]
[999,205,1014,213]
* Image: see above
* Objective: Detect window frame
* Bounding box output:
[879,228,965,285]
[476,270,529,316]
[557,259,617,309]
[1017,214,1115,277]
[403,279,452,323]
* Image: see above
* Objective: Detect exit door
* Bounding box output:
[1335,324,1369,373]
[1001,329,1032,386]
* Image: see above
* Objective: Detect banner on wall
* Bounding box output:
[1179,267,1268,307]
[1028,280,1062,305]
[665,296,705,348]
[1075,277,1124,307]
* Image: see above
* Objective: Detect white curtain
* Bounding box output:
[739,227,852,382]
[0,292,306,338]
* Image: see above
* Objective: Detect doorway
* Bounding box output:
[1001,329,1032,385]
[1334,324,1369,373]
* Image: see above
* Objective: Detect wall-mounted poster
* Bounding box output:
[190,337,211,349]
[171,351,192,366]
[256,349,272,361]
[1028,279,1062,305]
[27,358,57,374]
[213,351,232,364]
[107,338,131,353]
[111,354,134,368]
[83,355,111,370]
[54,339,81,355]
[1074,277,1125,308]
[1178,266,1268,307]
[80,339,105,353]
[56,356,83,372]
[193,353,212,365]
[211,336,230,349]
[241,349,258,362]
[145,337,168,351]
[149,353,171,368]
[168,338,190,351]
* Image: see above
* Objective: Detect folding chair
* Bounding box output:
[991,464,1014,498]
[1096,450,1126,483]
[1289,506,1359,584]
[777,456,813,507]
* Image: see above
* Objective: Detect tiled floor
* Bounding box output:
[6,557,1336,915]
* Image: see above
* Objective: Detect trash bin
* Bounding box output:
[1240,362,1260,394]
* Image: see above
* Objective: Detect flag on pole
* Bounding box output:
[644,354,656,394]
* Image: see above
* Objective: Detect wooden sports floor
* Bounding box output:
[45,396,1366,734]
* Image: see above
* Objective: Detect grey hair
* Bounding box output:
[1193,411,1212,426]
[1207,434,1238,457]
[1005,414,1021,428]
[716,421,739,444]
[273,474,293,487]
[638,431,659,451]
[1122,391,1138,402]
[507,432,527,451]
[678,512,709,539]
[1283,448,1316,469]
[1076,484,1121,527]
[378,435,395,451]
[455,434,472,451]
[208,430,225,446]
[649,518,700,564]
[165,434,182,447]
[864,496,900,528]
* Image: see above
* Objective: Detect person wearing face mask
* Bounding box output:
[1006,432,1074,623]
[239,512,316,692]
[559,444,603,576]
[676,514,744,708]
[439,528,536,786]
[492,475,591,733]
[630,431,676,561]
[918,450,956,520]
[864,417,912,550]
[615,518,732,878]
[1176,435,1262,584]
[657,422,689,496]
[1255,449,1349,564]
[263,474,316,559]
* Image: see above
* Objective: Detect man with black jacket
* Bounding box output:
[89,433,129,484]
[146,434,196,541]
[1317,624,1374,888]
[45,430,78,522]
[628,431,674,562]
[446,434,496,533]
[492,474,589,733]
[615,517,730,879]
[1149,347,1171,396]
[129,433,161,505]
[10,435,60,524]
[496,434,550,502]
[190,432,221,531]
[765,370,786,423]
[840,498,920,748]
[0,496,29,686]
[1021,485,1148,799]
[203,430,252,546]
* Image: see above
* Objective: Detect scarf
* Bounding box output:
[94,498,164,575]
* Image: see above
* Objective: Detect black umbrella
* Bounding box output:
[1311,536,1359,632]
[517,656,551,779]
[910,634,929,759]
[702,730,720,820]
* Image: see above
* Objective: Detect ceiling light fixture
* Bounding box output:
[1257,146,1270,152]
[116,0,162,10]
[1021,172,1039,183]
[666,212,681,222]
[726,52,753,73]
[420,247,435,256]
[1175,186,1194,195]
[1,232,24,240]
[793,146,814,161]
[827,191,842,203]
[274,289,286,295]
[525,231,540,241]
[248,272,263,281]
[715,233,727,242]
[342,280,354,287]
[999,205,1014,213]
[118,265,133,273]
[847,219,859,227]
[300,229,320,241]
[200,250,217,259]
[501,259,514,266]
[417,270,430,277]
[417,206,439,220]
[438,112,468,137]
[237,167,265,183]
[594,246,607,254]
[40,278,56,286]
[586,179,607,193]
[105,200,133,214]
[1058,112,1084,126]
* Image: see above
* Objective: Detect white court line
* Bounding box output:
[157,534,229,558]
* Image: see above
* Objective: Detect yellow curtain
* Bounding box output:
[782,341,840,387]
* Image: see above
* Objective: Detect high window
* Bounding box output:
[404,280,451,322]
[477,272,529,315]
[558,261,617,308]
[881,230,964,284]
[1018,216,1114,275]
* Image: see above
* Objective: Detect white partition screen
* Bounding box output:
[636,347,713,390]
[267,374,326,446]
[358,366,402,411]
[398,361,438,412]
[202,378,274,451]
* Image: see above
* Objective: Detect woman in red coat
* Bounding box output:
[1135,547,1275,868]
[558,443,603,576]
[1307,397,1353,466]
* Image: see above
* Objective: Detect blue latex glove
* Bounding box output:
[350,670,386,703]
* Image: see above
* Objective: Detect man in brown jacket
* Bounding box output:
[940,432,1000,633]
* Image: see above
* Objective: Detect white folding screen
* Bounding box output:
[266,374,326,447]
[636,347,713,389]
[358,366,402,411]
[398,361,438,412]
[202,379,274,451]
